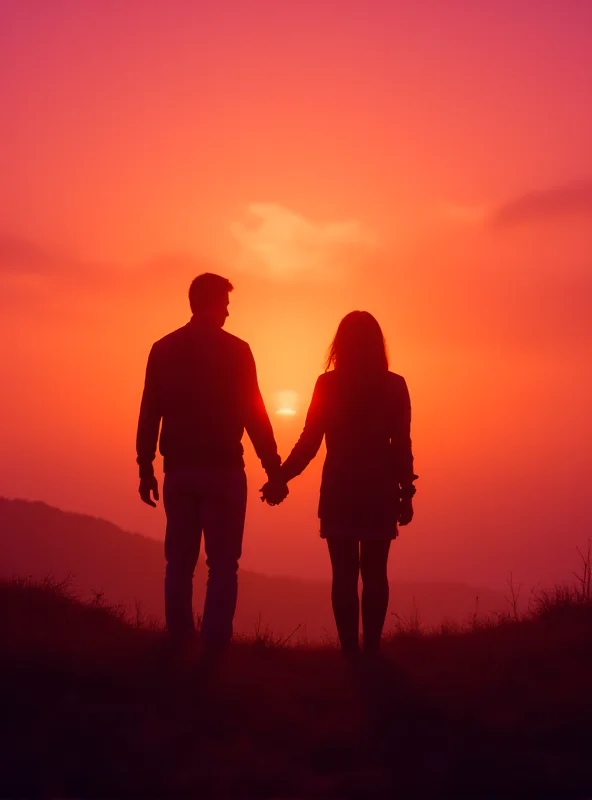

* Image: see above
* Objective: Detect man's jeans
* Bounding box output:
[163,466,247,648]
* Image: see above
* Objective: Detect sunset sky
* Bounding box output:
[1,0,591,593]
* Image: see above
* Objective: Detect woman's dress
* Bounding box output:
[280,370,417,540]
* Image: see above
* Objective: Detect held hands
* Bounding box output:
[260,479,289,506]
[139,475,159,507]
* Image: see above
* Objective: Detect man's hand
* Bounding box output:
[260,480,289,506]
[398,496,414,526]
[139,475,159,507]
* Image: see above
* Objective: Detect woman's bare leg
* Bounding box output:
[326,537,360,653]
[360,539,391,654]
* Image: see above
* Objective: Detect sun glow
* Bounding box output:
[274,390,299,417]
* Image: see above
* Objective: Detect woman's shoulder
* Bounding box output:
[317,370,407,392]
[312,372,333,396]
[319,370,405,386]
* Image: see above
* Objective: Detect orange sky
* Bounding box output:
[1,1,591,592]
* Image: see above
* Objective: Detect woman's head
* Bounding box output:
[326,311,388,375]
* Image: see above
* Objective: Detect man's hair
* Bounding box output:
[189,273,234,313]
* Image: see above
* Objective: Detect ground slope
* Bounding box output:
[1,579,590,798]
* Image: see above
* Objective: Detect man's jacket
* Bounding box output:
[136,318,281,479]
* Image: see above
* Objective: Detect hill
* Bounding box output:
[0,496,507,639]
[1,578,591,797]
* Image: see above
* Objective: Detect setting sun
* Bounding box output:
[274,390,299,417]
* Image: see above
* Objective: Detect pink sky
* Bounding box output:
[1,0,591,592]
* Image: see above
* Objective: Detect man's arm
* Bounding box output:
[136,345,162,504]
[243,345,282,480]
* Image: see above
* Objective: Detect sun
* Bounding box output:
[274,390,299,417]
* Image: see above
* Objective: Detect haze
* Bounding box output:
[1,0,591,594]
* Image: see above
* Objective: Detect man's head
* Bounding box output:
[188,273,234,328]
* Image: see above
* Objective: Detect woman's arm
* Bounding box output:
[390,375,418,496]
[280,375,327,482]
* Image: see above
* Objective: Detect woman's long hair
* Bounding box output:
[325,311,388,376]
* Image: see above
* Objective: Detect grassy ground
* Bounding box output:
[1,577,591,798]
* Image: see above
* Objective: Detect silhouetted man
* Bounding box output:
[136,273,285,652]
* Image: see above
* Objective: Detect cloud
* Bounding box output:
[0,235,110,318]
[0,235,69,276]
[493,181,592,227]
[0,233,224,320]
[230,204,377,280]
[0,234,115,283]
[0,234,181,285]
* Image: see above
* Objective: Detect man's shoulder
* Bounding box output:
[151,324,191,353]
[212,330,253,366]
[151,325,251,360]
[218,329,251,351]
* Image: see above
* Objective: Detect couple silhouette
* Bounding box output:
[137,273,417,658]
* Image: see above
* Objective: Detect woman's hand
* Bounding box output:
[398,496,414,525]
[260,480,289,506]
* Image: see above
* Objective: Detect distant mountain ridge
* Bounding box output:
[0,497,506,639]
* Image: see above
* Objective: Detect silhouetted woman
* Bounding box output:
[274,312,417,655]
